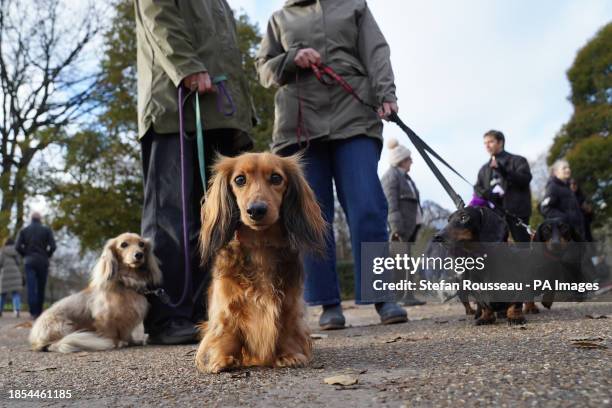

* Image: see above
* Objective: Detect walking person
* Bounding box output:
[0,238,24,318]
[15,212,56,319]
[134,0,254,344]
[381,138,426,306]
[475,130,533,242]
[256,0,407,329]
[540,160,585,238]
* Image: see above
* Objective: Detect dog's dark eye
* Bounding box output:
[460,214,469,224]
[270,173,283,185]
[138,242,145,248]
[120,242,128,248]
[234,175,246,186]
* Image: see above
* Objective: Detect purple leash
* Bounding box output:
[155,86,192,308]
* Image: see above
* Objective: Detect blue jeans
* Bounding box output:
[0,291,21,312]
[25,263,48,317]
[281,136,388,305]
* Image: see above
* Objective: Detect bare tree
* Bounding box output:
[0,0,101,238]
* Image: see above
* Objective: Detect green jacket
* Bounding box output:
[134,0,253,149]
[256,0,397,152]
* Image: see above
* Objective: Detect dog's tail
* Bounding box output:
[48,331,115,353]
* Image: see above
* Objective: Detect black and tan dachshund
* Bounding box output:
[434,206,527,325]
[524,218,586,314]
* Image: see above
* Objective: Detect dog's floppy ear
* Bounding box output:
[200,155,240,266]
[569,224,584,243]
[143,238,162,286]
[478,207,508,243]
[91,238,119,288]
[281,154,327,255]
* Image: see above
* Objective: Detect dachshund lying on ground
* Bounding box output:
[29,233,161,352]
[434,206,527,325]
[195,153,326,373]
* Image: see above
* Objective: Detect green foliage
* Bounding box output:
[548,22,612,227]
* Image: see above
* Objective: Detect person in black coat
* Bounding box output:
[15,212,56,319]
[474,130,532,242]
[570,178,593,242]
[539,160,585,239]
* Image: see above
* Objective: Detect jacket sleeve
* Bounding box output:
[46,228,56,258]
[474,166,488,199]
[539,185,564,219]
[255,16,300,88]
[15,230,26,257]
[135,0,207,86]
[500,156,532,188]
[382,171,403,234]
[357,3,397,104]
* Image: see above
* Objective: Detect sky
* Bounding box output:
[227,0,612,211]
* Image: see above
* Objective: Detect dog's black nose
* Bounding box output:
[134,252,144,260]
[246,202,268,221]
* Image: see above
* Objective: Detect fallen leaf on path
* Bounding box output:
[570,337,604,342]
[585,314,608,319]
[23,366,57,372]
[571,341,607,349]
[0,361,12,368]
[183,349,196,356]
[324,374,358,386]
[310,333,328,339]
[434,320,449,324]
[14,321,32,329]
[382,336,430,344]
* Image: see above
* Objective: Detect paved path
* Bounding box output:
[0,301,610,407]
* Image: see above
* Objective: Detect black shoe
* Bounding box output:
[402,298,426,307]
[375,302,408,325]
[319,304,346,330]
[148,318,199,345]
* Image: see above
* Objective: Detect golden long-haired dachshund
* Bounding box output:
[195,152,326,373]
[29,233,161,353]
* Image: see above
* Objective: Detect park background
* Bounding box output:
[0,0,610,302]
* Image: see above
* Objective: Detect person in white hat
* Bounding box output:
[381,138,426,306]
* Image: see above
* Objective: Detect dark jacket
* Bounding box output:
[475,150,532,219]
[539,176,585,238]
[15,220,56,268]
[381,166,422,241]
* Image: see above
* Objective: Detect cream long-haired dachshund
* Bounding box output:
[29,233,161,353]
[195,152,326,373]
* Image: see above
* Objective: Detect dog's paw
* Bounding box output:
[274,353,309,368]
[475,317,496,326]
[541,301,553,309]
[202,355,241,374]
[507,316,527,325]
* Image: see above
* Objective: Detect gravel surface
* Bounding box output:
[0,301,610,407]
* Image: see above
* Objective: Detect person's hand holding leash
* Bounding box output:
[183,71,215,94]
[295,48,321,69]
[378,101,398,120]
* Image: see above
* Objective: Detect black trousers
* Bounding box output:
[507,215,531,243]
[140,128,245,333]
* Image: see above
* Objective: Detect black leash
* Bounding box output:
[310,62,468,210]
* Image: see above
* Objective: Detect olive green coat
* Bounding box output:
[256,0,397,152]
[134,0,253,149]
